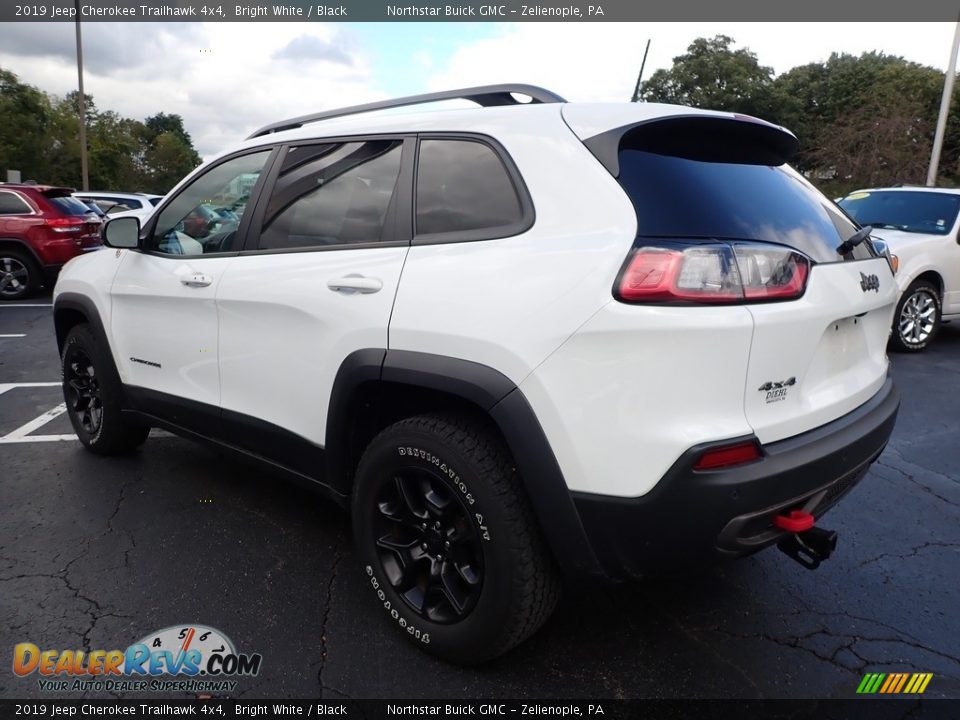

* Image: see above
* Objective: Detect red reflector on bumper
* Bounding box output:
[692,441,761,470]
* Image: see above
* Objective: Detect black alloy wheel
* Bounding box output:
[373,468,484,624]
[65,349,103,435]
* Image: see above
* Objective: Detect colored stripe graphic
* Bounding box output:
[879,674,896,693]
[857,672,932,694]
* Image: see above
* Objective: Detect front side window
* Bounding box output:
[415,139,524,237]
[258,140,402,250]
[149,150,271,256]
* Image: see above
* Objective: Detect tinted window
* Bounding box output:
[617,150,872,262]
[148,197,163,206]
[259,140,402,250]
[416,139,523,236]
[0,191,31,215]
[47,195,98,217]
[839,190,960,235]
[150,150,270,256]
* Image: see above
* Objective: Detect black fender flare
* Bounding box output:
[326,348,603,579]
[53,292,110,356]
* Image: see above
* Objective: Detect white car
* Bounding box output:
[52,85,900,663]
[839,187,960,351]
[73,191,163,224]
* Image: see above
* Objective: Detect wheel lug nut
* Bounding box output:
[421,543,428,550]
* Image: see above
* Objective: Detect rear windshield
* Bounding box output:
[838,190,960,235]
[617,150,872,263]
[48,195,98,217]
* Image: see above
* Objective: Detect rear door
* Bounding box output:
[215,137,412,475]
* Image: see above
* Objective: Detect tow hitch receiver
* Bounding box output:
[774,511,838,570]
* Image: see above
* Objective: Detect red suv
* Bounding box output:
[0,184,102,300]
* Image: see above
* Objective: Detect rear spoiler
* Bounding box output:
[582,114,799,177]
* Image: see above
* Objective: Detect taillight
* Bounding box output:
[693,440,762,471]
[44,217,85,233]
[616,241,811,305]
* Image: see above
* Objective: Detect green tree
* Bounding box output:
[0,69,52,181]
[143,131,201,193]
[640,35,781,118]
[772,52,947,191]
[0,66,202,192]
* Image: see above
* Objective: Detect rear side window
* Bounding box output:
[46,195,97,217]
[617,150,872,263]
[258,140,402,250]
[415,139,524,237]
[0,191,31,215]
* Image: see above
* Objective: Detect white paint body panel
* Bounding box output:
[216,247,408,445]
[521,303,756,497]
[874,228,960,316]
[110,252,233,406]
[389,107,637,385]
[742,258,895,444]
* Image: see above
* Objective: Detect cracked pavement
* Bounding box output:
[1,297,958,699]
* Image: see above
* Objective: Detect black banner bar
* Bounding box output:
[2,0,960,22]
[1,699,959,720]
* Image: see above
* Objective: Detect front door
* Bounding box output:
[110,148,275,432]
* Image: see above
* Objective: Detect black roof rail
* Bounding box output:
[246,84,566,139]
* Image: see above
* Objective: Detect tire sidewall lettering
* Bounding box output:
[396,446,481,512]
[365,565,430,644]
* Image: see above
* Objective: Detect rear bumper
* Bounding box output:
[572,377,900,580]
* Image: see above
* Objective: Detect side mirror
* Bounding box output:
[102,216,140,249]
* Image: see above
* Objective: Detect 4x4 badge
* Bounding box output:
[860,272,880,293]
[758,377,796,404]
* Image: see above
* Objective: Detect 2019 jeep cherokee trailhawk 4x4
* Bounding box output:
[52,85,900,663]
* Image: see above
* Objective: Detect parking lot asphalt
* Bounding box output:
[0,293,958,700]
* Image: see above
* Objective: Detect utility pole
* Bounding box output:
[74,0,89,191]
[631,39,651,102]
[927,19,960,187]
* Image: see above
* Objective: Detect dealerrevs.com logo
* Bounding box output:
[13,624,262,693]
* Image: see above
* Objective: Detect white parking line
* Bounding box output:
[0,334,26,338]
[3,402,67,437]
[0,382,61,397]
[0,384,76,444]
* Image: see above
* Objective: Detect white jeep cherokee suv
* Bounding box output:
[839,186,960,352]
[53,85,900,663]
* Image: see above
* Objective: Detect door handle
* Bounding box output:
[327,275,383,294]
[180,272,213,287]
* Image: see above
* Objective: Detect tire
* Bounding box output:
[0,249,39,300]
[351,414,560,664]
[62,324,150,455]
[890,280,941,353]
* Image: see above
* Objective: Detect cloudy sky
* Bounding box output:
[0,22,955,158]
